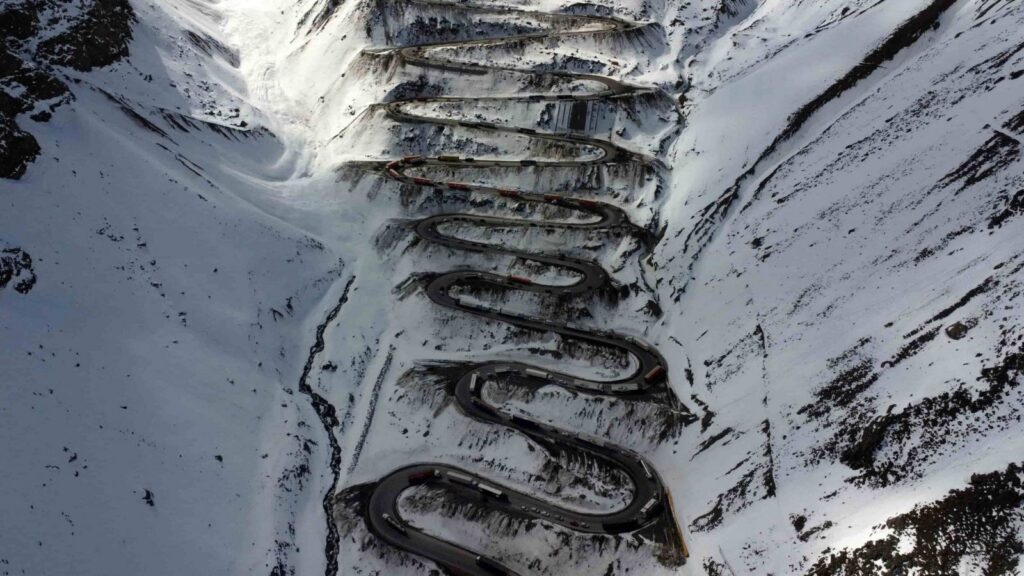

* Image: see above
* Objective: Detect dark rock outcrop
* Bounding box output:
[0,247,36,294]
[1,0,135,179]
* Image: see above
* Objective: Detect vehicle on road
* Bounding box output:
[478,484,507,501]
[640,497,661,517]
[447,471,476,486]
[644,365,666,384]
[641,459,655,480]
[476,555,507,575]
[383,513,407,535]
[408,469,438,485]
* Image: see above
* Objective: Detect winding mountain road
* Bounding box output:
[361,2,685,574]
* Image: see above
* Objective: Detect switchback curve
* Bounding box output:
[357,2,685,574]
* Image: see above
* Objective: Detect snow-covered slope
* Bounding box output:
[0,0,373,573]
[2,0,1022,574]
[652,0,1024,573]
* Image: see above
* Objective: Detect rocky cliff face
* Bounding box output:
[0,247,36,293]
[1,0,134,178]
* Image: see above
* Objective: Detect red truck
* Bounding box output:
[643,365,666,384]
[408,469,438,485]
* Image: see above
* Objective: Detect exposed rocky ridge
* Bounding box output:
[0,0,134,178]
[808,462,1024,576]
[0,247,35,294]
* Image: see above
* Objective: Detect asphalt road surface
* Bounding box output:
[362,3,682,574]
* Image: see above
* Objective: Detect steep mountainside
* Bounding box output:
[654,0,1024,573]
[1,0,1022,575]
[1,0,368,573]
